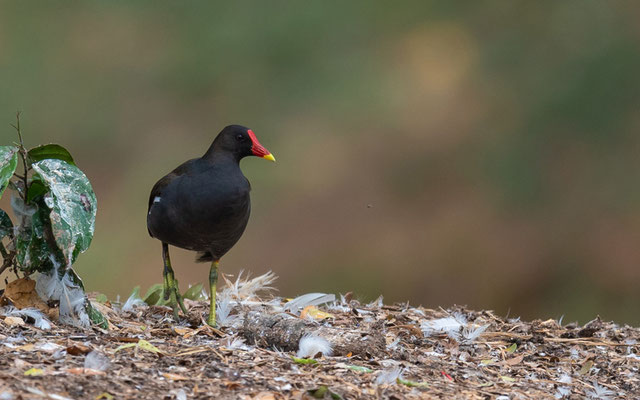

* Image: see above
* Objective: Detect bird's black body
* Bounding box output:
[146,125,274,326]
[147,154,251,261]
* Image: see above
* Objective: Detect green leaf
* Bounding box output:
[115,339,166,356]
[0,145,19,199]
[292,356,318,365]
[87,302,108,329]
[26,180,48,204]
[28,144,75,166]
[343,364,373,373]
[307,386,343,400]
[143,283,167,306]
[397,377,429,388]
[506,343,518,353]
[13,200,52,273]
[95,293,108,303]
[31,159,97,265]
[24,368,44,376]
[0,209,13,239]
[183,283,206,301]
[578,360,594,375]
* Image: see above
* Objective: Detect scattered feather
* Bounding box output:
[216,291,239,327]
[555,374,573,399]
[386,336,401,350]
[367,295,384,308]
[284,293,336,315]
[421,312,488,343]
[421,314,466,337]
[225,336,249,351]
[375,368,403,385]
[461,324,489,343]
[1,306,51,330]
[84,351,111,371]
[297,334,333,358]
[121,287,147,312]
[36,256,89,327]
[221,270,277,300]
[586,381,616,400]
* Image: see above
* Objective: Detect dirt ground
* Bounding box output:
[0,278,639,399]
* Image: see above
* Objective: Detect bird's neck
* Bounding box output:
[202,147,241,165]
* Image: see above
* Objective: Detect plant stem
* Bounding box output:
[11,111,29,202]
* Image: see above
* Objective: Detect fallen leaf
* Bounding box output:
[223,380,241,390]
[163,372,188,381]
[95,392,114,400]
[252,392,277,400]
[16,344,35,351]
[114,339,167,356]
[2,278,55,318]
[4,316,25,326]
[174,327,192,336]
[578,360,594,375]
[335,363,373,373]
[66,368,105,375]
[506,343,518,353]
[398,377,429,388]
[505,354,525,366]
[66,343,92,356]
[307,386,343,399]
[300,305,334,320]
[24,368,44,376]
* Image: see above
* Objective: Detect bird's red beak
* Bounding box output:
[247,129,275,162]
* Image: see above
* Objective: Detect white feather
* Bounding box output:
[122,291,146,312]
[421,312,488,343]
[367,295,384,308]
[225,336,249,350]
[1,306,51,330]
[216,291,239,327]
[586,381,616,400]
[297,334,333,358]
[421,315,466,337]
[461,324,489,343]
[284,293,336,314]
[225,270,277,299]
[36,256,90,327]
[84,350,111,371]
[375,368,403,385]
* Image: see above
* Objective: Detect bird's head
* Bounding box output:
[209,125,276,162]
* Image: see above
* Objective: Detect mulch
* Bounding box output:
[1,287,639,399]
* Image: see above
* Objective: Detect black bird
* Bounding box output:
[147,125,275,326]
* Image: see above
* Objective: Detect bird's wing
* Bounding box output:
[147,159,198,211]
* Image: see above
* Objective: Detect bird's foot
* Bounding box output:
[206,312,217,328]
[163,277,189,320]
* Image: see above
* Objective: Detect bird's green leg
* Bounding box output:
[207,260,219,327]
[162,243,188,319]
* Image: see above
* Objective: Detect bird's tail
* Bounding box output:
[196,251,213,263]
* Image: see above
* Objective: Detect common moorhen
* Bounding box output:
[147,125,275,326]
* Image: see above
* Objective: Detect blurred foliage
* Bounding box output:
[1,1,639,324]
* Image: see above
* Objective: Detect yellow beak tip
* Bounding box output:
[263,154,276,162]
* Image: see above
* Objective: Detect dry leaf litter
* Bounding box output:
[0,272,638,399]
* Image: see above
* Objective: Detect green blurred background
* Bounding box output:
[1,2,639,324]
